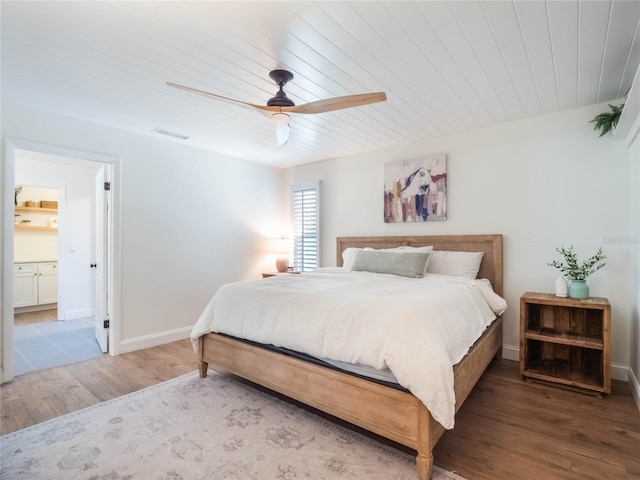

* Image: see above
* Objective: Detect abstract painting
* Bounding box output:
[384,154,447,223]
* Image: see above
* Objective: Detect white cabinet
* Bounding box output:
[13,263,38,307]
[37,262,58,304]
[13,262,58,308]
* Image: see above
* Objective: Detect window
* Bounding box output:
[291,181,320,272]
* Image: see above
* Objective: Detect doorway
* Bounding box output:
[2,139,120,383]
[12,184,103,374]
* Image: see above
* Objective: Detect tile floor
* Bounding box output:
[13,317,103,375]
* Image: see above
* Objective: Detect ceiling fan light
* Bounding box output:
[275,123,290,146]
[272,112,290,126]
[272,113,290,146]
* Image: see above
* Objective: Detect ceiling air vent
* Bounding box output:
[152,127,189,140]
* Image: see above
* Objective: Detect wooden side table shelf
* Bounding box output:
[262,271,301,278]
[519,292,611,395]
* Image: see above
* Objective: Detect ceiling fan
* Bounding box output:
[167,69,387,146]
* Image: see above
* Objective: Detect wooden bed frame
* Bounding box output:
[198,234,503,479]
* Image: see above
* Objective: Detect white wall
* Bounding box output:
[1,102,286,377]
[289,103,632,377]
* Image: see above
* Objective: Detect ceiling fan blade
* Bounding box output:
[283,92,387,115]
[166,82,276,113]
[168,82,386,116]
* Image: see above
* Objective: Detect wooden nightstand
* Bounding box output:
[519,292,611,395]
[262,271,301,278]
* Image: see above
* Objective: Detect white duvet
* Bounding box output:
[190,267,507,429]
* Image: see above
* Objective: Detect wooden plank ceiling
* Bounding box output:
[2,1,639,168]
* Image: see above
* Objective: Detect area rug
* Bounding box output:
[1,371,466,480]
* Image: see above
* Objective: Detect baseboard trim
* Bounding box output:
[501,344,519,362]
[118,326,192,354]
[14,303,57,314]
[611,363,629,383]
[63,309,95,320]
[629,368,640,414]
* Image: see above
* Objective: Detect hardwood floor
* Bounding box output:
[14,308,58,326]
[1,339,639,479]
[1,338,195,435]
[433,361,640,479]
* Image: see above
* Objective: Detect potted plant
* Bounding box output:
[589,103,624,137]
[548,245,606,299]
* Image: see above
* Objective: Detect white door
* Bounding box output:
[94,166,110,352]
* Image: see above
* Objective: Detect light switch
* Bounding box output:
[68,243,77,253]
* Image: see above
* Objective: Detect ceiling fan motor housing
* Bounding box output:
[267,69,295,107]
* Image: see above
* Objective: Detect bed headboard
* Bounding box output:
[336,234,503,296]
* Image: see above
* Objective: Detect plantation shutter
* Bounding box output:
[291,182,320,272]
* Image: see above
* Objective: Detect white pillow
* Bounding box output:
[426,250,484,279]
[341,247,362,269]
[351,250,431,278]
[365,246,434,254]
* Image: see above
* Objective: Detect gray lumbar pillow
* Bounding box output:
[351,250,430,278]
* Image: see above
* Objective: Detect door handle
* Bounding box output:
[90,263,97,269]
